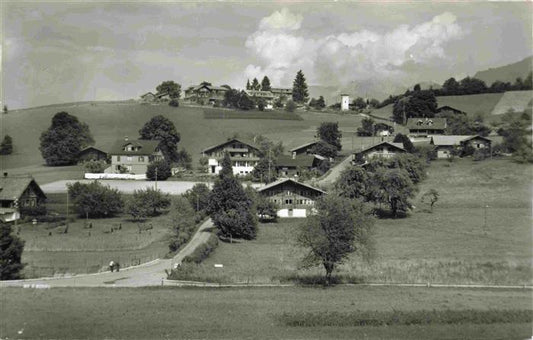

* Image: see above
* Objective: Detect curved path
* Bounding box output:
[0,219,214,288]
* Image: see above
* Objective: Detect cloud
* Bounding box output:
[245,9,464,89]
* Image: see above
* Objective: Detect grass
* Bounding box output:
[436,93,504,122]
[0,102,365,184]
[204,108,303,120]
[1,286,530,339]
[179,158,532,285]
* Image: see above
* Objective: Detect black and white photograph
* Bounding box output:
[1,1,532,339]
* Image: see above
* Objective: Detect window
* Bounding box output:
[117,156,121,162]
[139,156,144,162]
[127,156,133,162]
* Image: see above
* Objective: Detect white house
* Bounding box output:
[201,138,261,176]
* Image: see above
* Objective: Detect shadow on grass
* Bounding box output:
[274,273,366,286]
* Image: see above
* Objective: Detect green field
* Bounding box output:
[1,286,530,339]
[0,102,364,184]
[179,158,532,285]
[204,107,303,120]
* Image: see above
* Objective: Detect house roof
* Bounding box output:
[244,90,274,98]
[436,105,467,114]
[276,155,316,169]
[406,117,447,130]
[357,141,406,154]
[78,145,107,155]
[0,177,46,201]
[430,135,492,146]
[257,178,326,195]
[270,88,292,93]
[140,92,156,98]
[109,139,162,156]
[189,84,229,92]
[201,138,260,154]
[290,141,320,153]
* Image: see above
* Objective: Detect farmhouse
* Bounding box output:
[244,90,275,109]
[139,91,171,103]
[275,154,324,177]
[184,83,229,105]
[290,141,320,157]
[201,138,261,176]
[105,138,164,174]
[430,135,492,159]
[354,141,406,162]
[257,178,325,218]
[78,146,108,162]
[407,117,447,138]
[0,175,47,222]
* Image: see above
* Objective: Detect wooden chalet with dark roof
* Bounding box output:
[290,141,320,157]
[201,138,261,176]
[430,135,492,159]
[0,175,46,222]
[105,137,163,175]
[257,178,325,218]
[275,154,325,177]
[78,146,108,162]
[406,117,447,137]
[354,141,406,162]
[184,83,229,105]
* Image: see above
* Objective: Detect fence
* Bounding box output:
[84,173,146,180]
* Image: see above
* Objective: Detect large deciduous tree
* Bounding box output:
[146,159,172,181]
[126,187,171,220]
[156,81,181,99]
[168,196,197,252]
[297,195,374,285]
[392,91,437,124]
[139,115,181,162]
[317,122,342,151]
[207,153,258,239]
[292,70,309,103]
[376,168,416,217]
[67,181,124,218]
[0,223,25,280]
[40,112,94,166]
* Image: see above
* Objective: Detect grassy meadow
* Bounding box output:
[1,286,530,339]
[0,102,365,183]
[177,158,532,285]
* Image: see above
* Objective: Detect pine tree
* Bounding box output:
[292,70,309,103]
[0,223,25,280]
[246,79,251,90]
[251,78,261,91]
[0,135,13,155]
[207,153,258,239]
[261,76,271,91]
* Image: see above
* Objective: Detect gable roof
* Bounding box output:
[140,92,156,98]
[406,117,447,130]
[436,105,467,114]
[276,155,316,169]
[244,90,274,98]
[109,139,162,156]
[290,141,320,153]
[431,135,492,146]
[79,146,107,155]
[201,138,260,154]
[257,178,326,195]
[0,177,46,201]
[357,141,406,154]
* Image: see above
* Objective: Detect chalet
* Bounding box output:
[257,178,325,218]
[140,92,157,102]
[105,138,164,175]
[436,105,467,115]
[78,146,108,162]
[290,141,320,157]
[270,88,292,99]
[184,84,229,105]
[0,175,47,222]
[430,135,492,159]
[355,141,406,162]
[275,154,325,177]
[201,138,261,176]
[407,117,447,138]
[244,90,275,109]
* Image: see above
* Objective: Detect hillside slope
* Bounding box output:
[436,93,504,118]
[474,56,532,85]
[490,90,533,115]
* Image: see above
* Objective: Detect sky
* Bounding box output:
[2,1,532,109]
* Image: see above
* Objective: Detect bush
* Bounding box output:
[473,149,486,161]
[285,100,297,112]
[82,159,108,173]
[182,233,219,264]
[146,160,171,181]
[67,181,124,218]
[169,99,179,107]
[19,205,47,217]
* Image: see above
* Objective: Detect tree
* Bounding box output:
[176,148,192,170]
[357,117,374,136]
[207,153,258,239]
[261,76,271,91]
[0,135,13,155]
[251,156,277,183]
[67,181,124,218]
[413,84,421,92]
[139,115,181,162]
[3,105,7,114]
[393,133,415,153]
[436,111,491,136]
[183,183,211,212]
[251,78,261,91]
[317,122,342,151]
[335,166,370,200]
[168,99,179,107]
[392,91,437,124]
[353,97,367,110]
[442,77,460,95]
[421,189,439,212]
[296,195,374,285]
[292,70,309,103]
[389,153,426,184]
[285,99,297,112]
[378,168,416,217]
[309,140,338,158]
[40,111,94,166]
[156,80,181,99]
[223,89,241,108]
[0,223,25,280]
[459,77,487,94]
[315,96,326,109]
[256,195,278,221]
[246,79,251,90]
[237,91,255,110]
[168,196,197,252]
[82,159,108,173]
[146,160,172,181]
[126,187,171,220]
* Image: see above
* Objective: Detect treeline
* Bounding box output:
[379,72,533,108]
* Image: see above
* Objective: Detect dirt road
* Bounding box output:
[0,219,215,288]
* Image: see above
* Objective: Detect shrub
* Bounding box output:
[473,148,486,161]
[168,99,179,107]
[146,160,171,180]
[82,159,108,173]
[285,100,297,112]
[19,205,47,217]
[67,181,124,218]
[182,233,219,264]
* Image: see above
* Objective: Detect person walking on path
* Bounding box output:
[109,261,115,272]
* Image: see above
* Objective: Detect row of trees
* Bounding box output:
[246,76,272,92]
